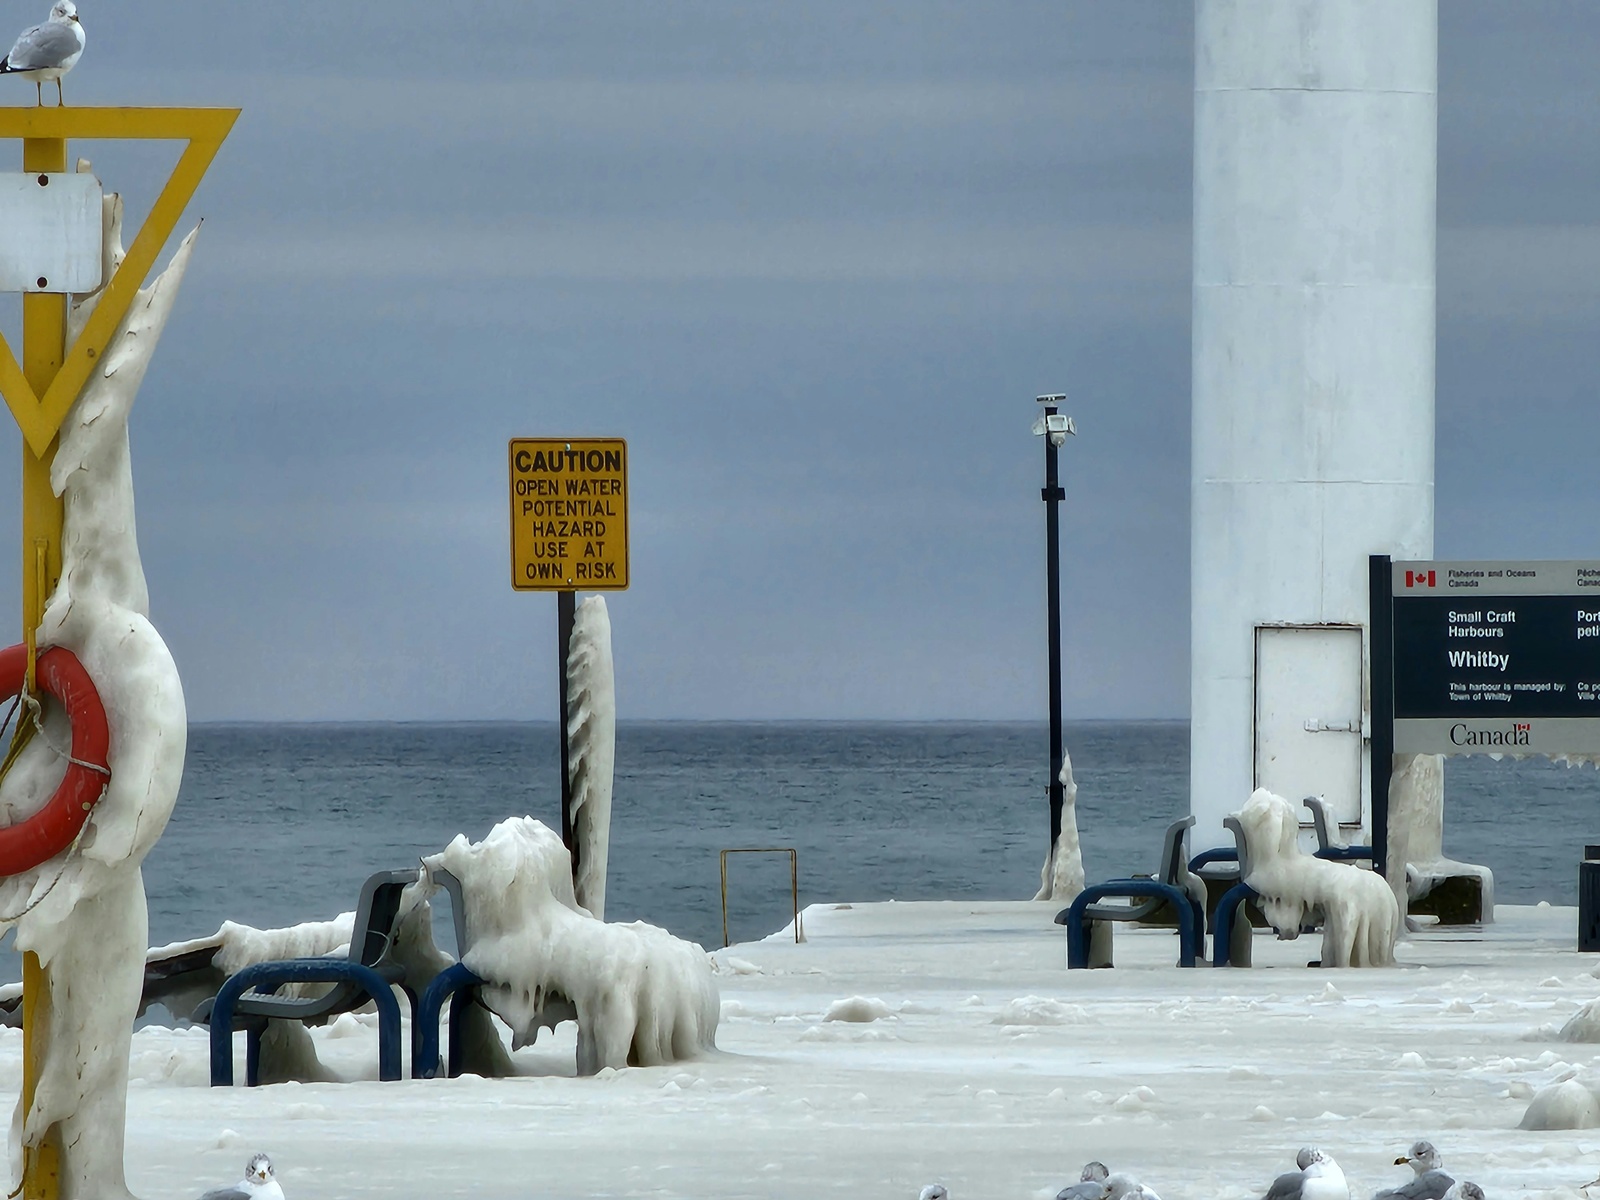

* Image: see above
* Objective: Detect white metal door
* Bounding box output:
[1254,626,1364,826]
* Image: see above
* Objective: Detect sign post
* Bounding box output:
[0,106,237,1200]
[1369,555,1395,877]
[508,438,629,878]
[1372,557,1600,875]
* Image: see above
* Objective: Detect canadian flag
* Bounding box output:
[1405,569,1436,589]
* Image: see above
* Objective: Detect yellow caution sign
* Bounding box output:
[509,438,629,591]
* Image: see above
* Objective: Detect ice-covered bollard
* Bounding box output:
[1236,789,1399,967]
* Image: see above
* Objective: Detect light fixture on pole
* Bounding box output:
[1033,393,1075,859]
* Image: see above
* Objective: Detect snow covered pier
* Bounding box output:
[3,900,1596,1199]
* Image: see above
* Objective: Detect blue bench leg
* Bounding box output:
[415,962,485,1079]
[1065,894,1092,969]
[1174,896,1197,968]
[211,997,237,1087]
[448,988,473,1078]
[1214,883,1257,967]
[246,1025,262,1087]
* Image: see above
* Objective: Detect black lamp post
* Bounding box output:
[1034,394,1075,856]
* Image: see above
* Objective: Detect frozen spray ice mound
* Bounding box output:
[824,996,893,1023]
[1556,999,1600,1042]
[993,996,1093,1026]
[212,914,352,975]
[425,816,718,1075]
[1519,1079,1600,1130]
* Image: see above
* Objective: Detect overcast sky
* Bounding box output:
[0,2,1594,723]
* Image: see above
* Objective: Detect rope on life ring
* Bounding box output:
[0,643,110,877]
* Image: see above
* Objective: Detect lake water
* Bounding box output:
[103,721,1598,957]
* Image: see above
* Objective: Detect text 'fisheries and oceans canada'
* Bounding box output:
[1445,567,1539,589]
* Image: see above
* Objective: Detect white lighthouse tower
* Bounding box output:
[1190,0,1438,847]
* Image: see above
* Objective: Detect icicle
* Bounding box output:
[566,596,615,921]
[1033,748,1085,903]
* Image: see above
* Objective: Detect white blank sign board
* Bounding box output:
[0,172,103,293]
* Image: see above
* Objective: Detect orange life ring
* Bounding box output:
[0,643,110,876]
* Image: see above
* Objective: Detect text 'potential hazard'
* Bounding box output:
[509,438,629,591]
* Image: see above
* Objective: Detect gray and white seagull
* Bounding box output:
[1058,1161,1112,1200]
[1373,1141,1455,1200]
[199,1153,285,1200]
[0,1,84,107]
[1263,1147,1349,1200]
[1062,1164,1113,1200]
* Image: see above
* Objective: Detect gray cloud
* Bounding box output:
[0,4,1589,721]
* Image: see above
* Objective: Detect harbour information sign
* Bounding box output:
[508,438,629,591]
[1390,560,1600,755]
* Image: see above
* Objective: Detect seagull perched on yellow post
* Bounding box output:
[0,1,85,106]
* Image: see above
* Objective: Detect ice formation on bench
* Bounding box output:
[146,892,515,1084]
[424,816,719,1075]
[1236,788,1399,968]
[0,190,193,1198]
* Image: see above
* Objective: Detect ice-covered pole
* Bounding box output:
[14,127,69,1200]
[1033,750,1085,903]
[1,181,194,1200]
[1033,395,1074,871]
[0,107,233,1200]
[566,596,615,919]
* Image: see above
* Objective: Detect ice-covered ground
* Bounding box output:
[8,900,1600,1200]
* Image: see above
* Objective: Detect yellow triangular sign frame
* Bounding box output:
[0,107,238,455]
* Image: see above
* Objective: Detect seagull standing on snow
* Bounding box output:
[199,1154,284,1200]
[0,2,84,106]
[1374,1141,1455,1200]
[1263,1147,1349,1200]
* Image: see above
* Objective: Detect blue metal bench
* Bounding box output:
[413,869,485,1080]
[1302,795,1375,863]
[201,868,420,1086]
[1055,816,1207,968]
